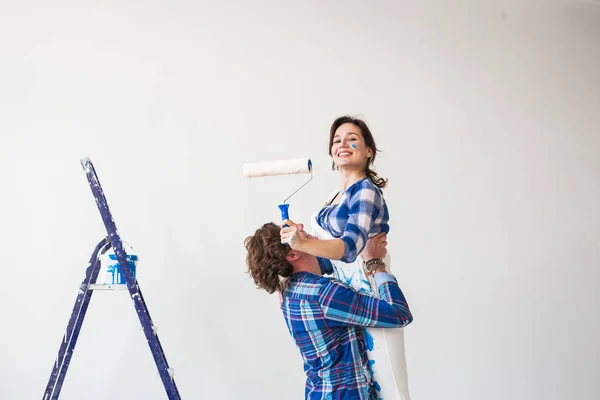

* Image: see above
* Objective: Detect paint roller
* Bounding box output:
[243,158,313,224]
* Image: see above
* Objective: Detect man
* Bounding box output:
[244,222,413,400]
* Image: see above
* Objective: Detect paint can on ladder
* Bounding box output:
[98,242,138,285]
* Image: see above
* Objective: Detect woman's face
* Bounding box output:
[331,123,372,170]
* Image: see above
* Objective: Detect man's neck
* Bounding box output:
[292,260,321,276]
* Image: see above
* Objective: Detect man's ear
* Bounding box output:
[286,250,300,262]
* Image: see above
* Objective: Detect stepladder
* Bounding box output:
[43,157,182,400]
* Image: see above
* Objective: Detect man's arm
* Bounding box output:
[318,267,413,329]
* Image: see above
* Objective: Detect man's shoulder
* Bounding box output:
[286,273,332,298]
[314,275,358,298]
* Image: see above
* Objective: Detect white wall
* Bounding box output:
[1,1,599,399]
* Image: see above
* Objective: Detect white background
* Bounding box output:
[1,1,599,399]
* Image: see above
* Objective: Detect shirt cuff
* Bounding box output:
[340,235,358,263]
[373,272,397,288]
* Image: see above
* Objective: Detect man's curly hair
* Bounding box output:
[244,222,294,294]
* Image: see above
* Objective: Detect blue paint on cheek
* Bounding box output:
[351,143,357,149]
[365,329,375,351]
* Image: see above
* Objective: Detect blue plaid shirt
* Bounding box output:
[317,177,390,263]
[281,264,412,400]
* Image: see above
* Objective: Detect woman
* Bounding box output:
[280,115,411,400]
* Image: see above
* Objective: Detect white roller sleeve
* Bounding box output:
[243,158,312,178]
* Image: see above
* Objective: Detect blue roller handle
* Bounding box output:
[279,202,332,272]
[278,204,290,227]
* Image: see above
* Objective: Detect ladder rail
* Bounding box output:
[43,237,110,400]
[80,158,182,399]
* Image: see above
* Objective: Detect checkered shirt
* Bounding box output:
[316,177,390,263]
[281,269,412,400]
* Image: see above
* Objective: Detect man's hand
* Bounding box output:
[363,232,388,261]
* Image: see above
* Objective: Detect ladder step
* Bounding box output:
[88,284,130,291]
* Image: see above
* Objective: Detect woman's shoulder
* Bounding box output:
[345,178,387,211]
[348,177,383,196]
